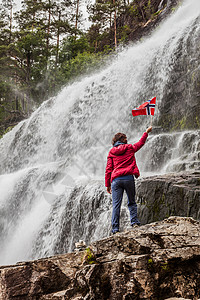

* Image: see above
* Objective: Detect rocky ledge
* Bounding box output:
[0,217,200,299]
[137,171,200,224]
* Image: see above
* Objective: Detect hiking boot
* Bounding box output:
[112,230,120,235]
[131,223,140,228]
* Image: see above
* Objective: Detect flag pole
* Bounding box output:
[150,115,153,127]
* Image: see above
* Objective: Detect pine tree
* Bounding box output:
[0,1,27,134]
[87,0,126,51]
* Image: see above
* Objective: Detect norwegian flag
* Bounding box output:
[132,97,156,117]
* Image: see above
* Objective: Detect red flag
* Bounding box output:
[132,97,156,117]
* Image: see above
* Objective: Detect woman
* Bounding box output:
[105,126,152,233]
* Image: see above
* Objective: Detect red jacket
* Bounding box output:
[105,132,148,187]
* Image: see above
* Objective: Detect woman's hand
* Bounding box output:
[107,186,112,194]
[146,126,152,133]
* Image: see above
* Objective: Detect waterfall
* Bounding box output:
[0,0,199,265]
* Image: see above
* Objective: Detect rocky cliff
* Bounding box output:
[0,217,199,300]
[137,171,200,224]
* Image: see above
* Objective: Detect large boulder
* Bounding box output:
[0,217,199,299]
[137,171,200,224]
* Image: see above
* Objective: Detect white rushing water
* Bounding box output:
[0,0,200,265]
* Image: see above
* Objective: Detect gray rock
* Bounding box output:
[137,171,200,224]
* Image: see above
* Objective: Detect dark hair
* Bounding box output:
[112,133,127,145]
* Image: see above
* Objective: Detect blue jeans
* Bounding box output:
[111,175,140,233]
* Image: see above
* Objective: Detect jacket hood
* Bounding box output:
[110,143,129,156]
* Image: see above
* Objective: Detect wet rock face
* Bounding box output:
[136,171,200,224]
[0,217,200,300]
[156,15,200,131]
[30,171,200,259]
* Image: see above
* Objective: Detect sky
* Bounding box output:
[13,0,22,11]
